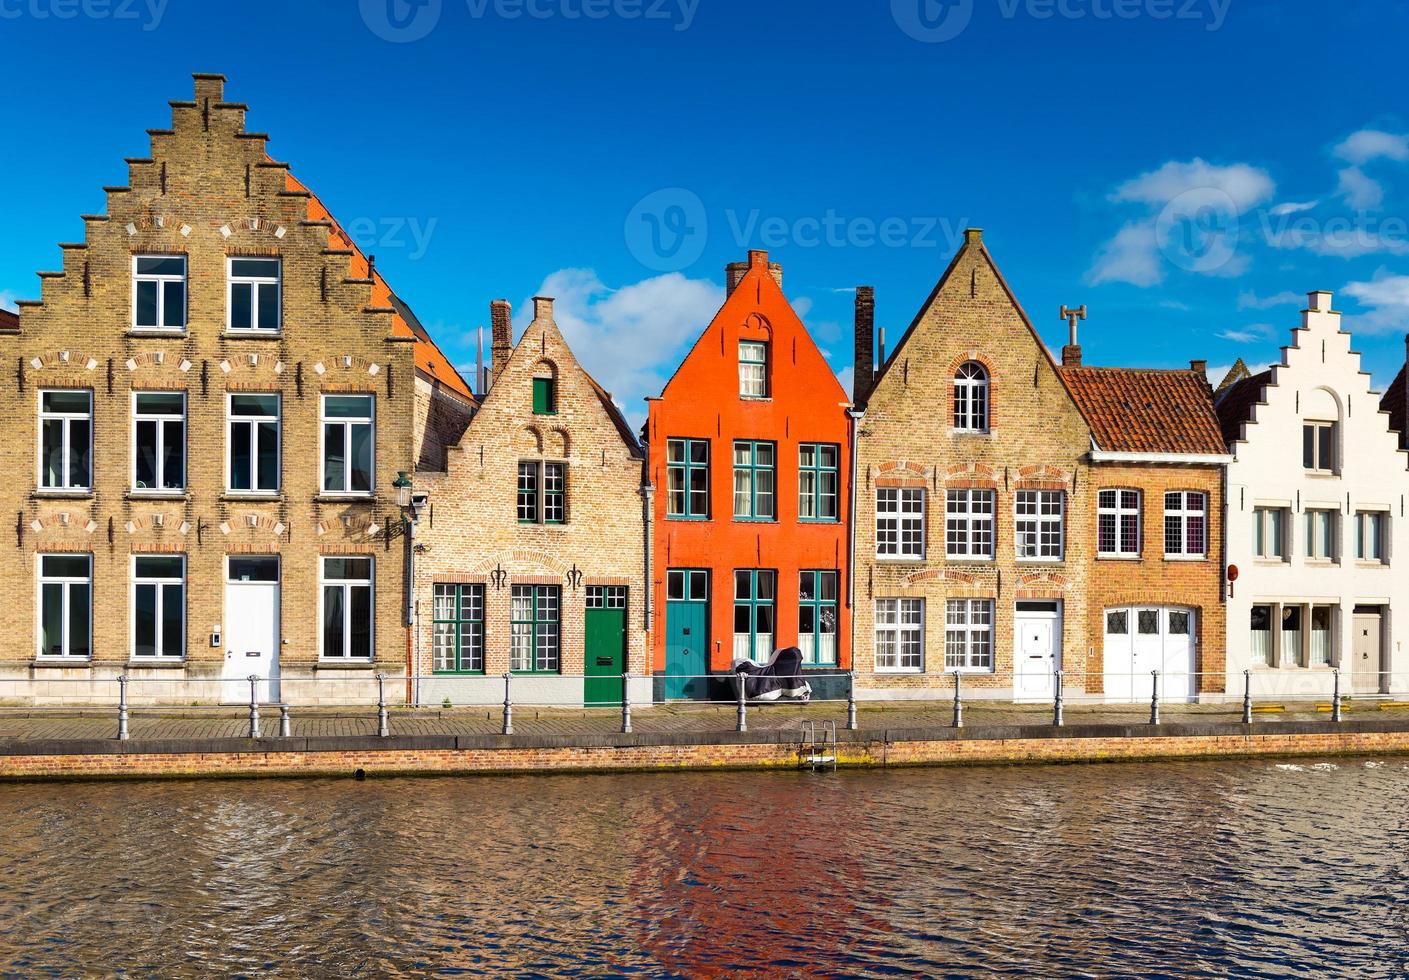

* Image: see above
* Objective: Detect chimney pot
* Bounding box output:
[1062,345,1083,368]
[533,296,554,320]
[490,299,513,384]
[726,261,748,296]
[725,253,783,295]
[853,286,876,407]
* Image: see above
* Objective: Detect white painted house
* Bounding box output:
[1216,291,1409,701]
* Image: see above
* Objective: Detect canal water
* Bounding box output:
[0,760,1406,977]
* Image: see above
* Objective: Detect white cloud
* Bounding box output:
[1336,166,1385,209]
[1217,323,1274,344]
[792,296,814,319]
[1088,221,1163,287]
[1237,289,1302,310]
[1108,159,1275,212]
[514,268,723,428]
[834,365,854,400]
[1333,129,1409,166]
[0,290,16,313]
[1342,272,1409,335]
[1269,200,1319,216]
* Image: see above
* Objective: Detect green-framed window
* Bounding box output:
[517,461,565,524]
[666,438,709,519]
[799,570,838,666]
[732,441,775,520]
[433,583,484,673]
[511,584,560,673]
[798,443,839,521]
[532,376,556,415]
[733,569,775,663]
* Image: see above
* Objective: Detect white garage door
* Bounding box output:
[1103,606,1196,703]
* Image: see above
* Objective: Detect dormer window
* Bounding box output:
[739,341,768,398]
[533,376,556,415]
[953,361,989,432]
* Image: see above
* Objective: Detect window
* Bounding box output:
[1097,489,1141,557]
[532,375,556,415]
[228,394,280,493]
[876,487,925,559]
[1164,491,1207,558]
[227,257,281,331]
[732,441,775,520]
[1253,507,1288,560]
[666,568,709,602]
[739,341,767,397]
[1281,605,1304,668]
[517,461,566,524]
[586,585,627,608]
[433,584,484,673]
[798,444,840,521]
[511,585,560,672]
[946,488,995,560]
[1015,490,1063,560]
[133,556,184,660]
[1310,605,1333,667]
[133,392,185,493]
[799,571,838,667]
[875,598,923,672]
[321,557,373,660]
[322,395,375,495]
[953,361,989,432]
[1106,610,1129,636]
[1250,605,1272,666]
[132,255,186,330]
[733,569,776,664]
[37,554,91,660]
[39,390,93,491]
[1356,511,1388,563]
[944,599,993,671]
[1306,509,1337,561]
[666,439,709,518]
[1303,422,1337,473]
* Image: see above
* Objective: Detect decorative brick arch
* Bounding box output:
[1017,571,1069,598]
[944,462,998,489]
[873,459,928,488]
[28,349,101,373]
[739,312,773,342]
[1013,464,1070,492]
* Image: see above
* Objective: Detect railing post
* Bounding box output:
[1332,668,1342,723]
[502,672,513,735]
[736,671,748,733]
[1149,670,1160,726]
[620,671,633,734]
[1053,669,1064,728]
[279,704,291,738]
[376,673,389,738]
[952,671,963,729]
[117,673,130,741]
[847,670,858,731]
[248,675,261,739]
[1242,669,1252,725]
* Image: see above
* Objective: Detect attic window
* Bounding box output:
[532,369,557,415]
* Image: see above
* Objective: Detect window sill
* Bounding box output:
[1163,555,1208,562]
[1015,557,1064,564]
[128,491,188,501]
[315,494,378,504]
[223,330,283,340]
[1096,554,1143,561]
[874,556,926,563]
[665,515,711,522]
[732,517,778,524]
[873,667,924,674]
[431,671,488,677]
[951,430,992,436]
[33,489,92,499]
[1303,471,1340,479]
[314,659,377,670]
[1305,559,1339,567]
[738,396,773,403]
[127,328,188,338]
[32,658,91,668]
[945,556,995,564]
[1254,559,1290,566]
[1355,561,1389,569]
[127,658,187,669]
[510,671,564,677]
[798,518,842,525]
[223,493,282,503]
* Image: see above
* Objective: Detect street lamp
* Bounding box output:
[393,470,414,512]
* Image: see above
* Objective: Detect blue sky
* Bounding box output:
[2,0,1408,425]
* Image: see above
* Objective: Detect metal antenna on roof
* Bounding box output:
[1060,305,1087,347]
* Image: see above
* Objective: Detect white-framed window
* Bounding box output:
[1164,491,1207,558]
[37,554,91,660]
[321,556,373,660]
[228,394,280,493]
[739,341,768,398]
[953,361,989,432]
[1097,489,1141,557]
[944,598,993,671]
[132,555,185,660]
[1305,509,1337,561]
[876,487,925,559]
[321,394,375,496]
[39,389,93,491]
[1303,421,1337,474]
[875,598,923,672]
[1015,490,1063,560]
[1310,604,1334,667]
[132,255,187,330]
[1281,605,1304,668]
[946,488,995,560]
[227,257,281,331]
[1356,511,1388,563]
[1253,507,1288,560]
[133,392,186,493]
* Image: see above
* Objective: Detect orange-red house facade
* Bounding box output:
[646,250,852,697]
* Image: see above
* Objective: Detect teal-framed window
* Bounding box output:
[517,461,565,524]
[532,376,556,415]
[733,569,775,664]
[666,438,709,519]
[732,440,775,520]
[432,583,484,673]
[798,443,839,522]
[799,570,838,666]
[511,585,560,673]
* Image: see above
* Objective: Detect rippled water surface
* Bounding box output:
[1,760,1408,976]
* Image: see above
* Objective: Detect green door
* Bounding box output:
[584,586,627,706]
[665,569,709,700]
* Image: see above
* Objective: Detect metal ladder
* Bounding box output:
[800,720,837,771]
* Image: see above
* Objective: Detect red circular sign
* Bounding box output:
[1227,565,1240,582]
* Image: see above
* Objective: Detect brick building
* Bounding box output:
[850,230,1092,700]
[646,250,852,699]
[0,73,473,704]
[414,297,650,707]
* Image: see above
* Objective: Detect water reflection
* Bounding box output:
[0,761,1406,976]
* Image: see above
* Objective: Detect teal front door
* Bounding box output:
[584,586,627,706]
[665,569,709,700]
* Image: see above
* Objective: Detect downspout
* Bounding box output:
[846,408,863,673]
[642,475,654,673]
[404,515,415,705]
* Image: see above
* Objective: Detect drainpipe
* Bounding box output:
[404,515,415,705]
[641,475,654,675]
[846,408,863,673]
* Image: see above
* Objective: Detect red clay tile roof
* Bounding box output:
[0,308,17,331]
[1061,366,1227,455]
[1213,369,1272,447]
[1382,365,1407,450]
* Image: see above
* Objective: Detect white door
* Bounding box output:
[1160,608,1197,701]
[1104,606,1195,703]
[1014,602,1061,702]
[222,557,281,704]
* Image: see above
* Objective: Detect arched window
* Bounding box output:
[953,362,989,432]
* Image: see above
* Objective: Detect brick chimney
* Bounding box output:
[725,250,783,296]
[1061,344,1082,367]
[490,299,513,384]
[854,286,875,407]
[1190,359,1207,377]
